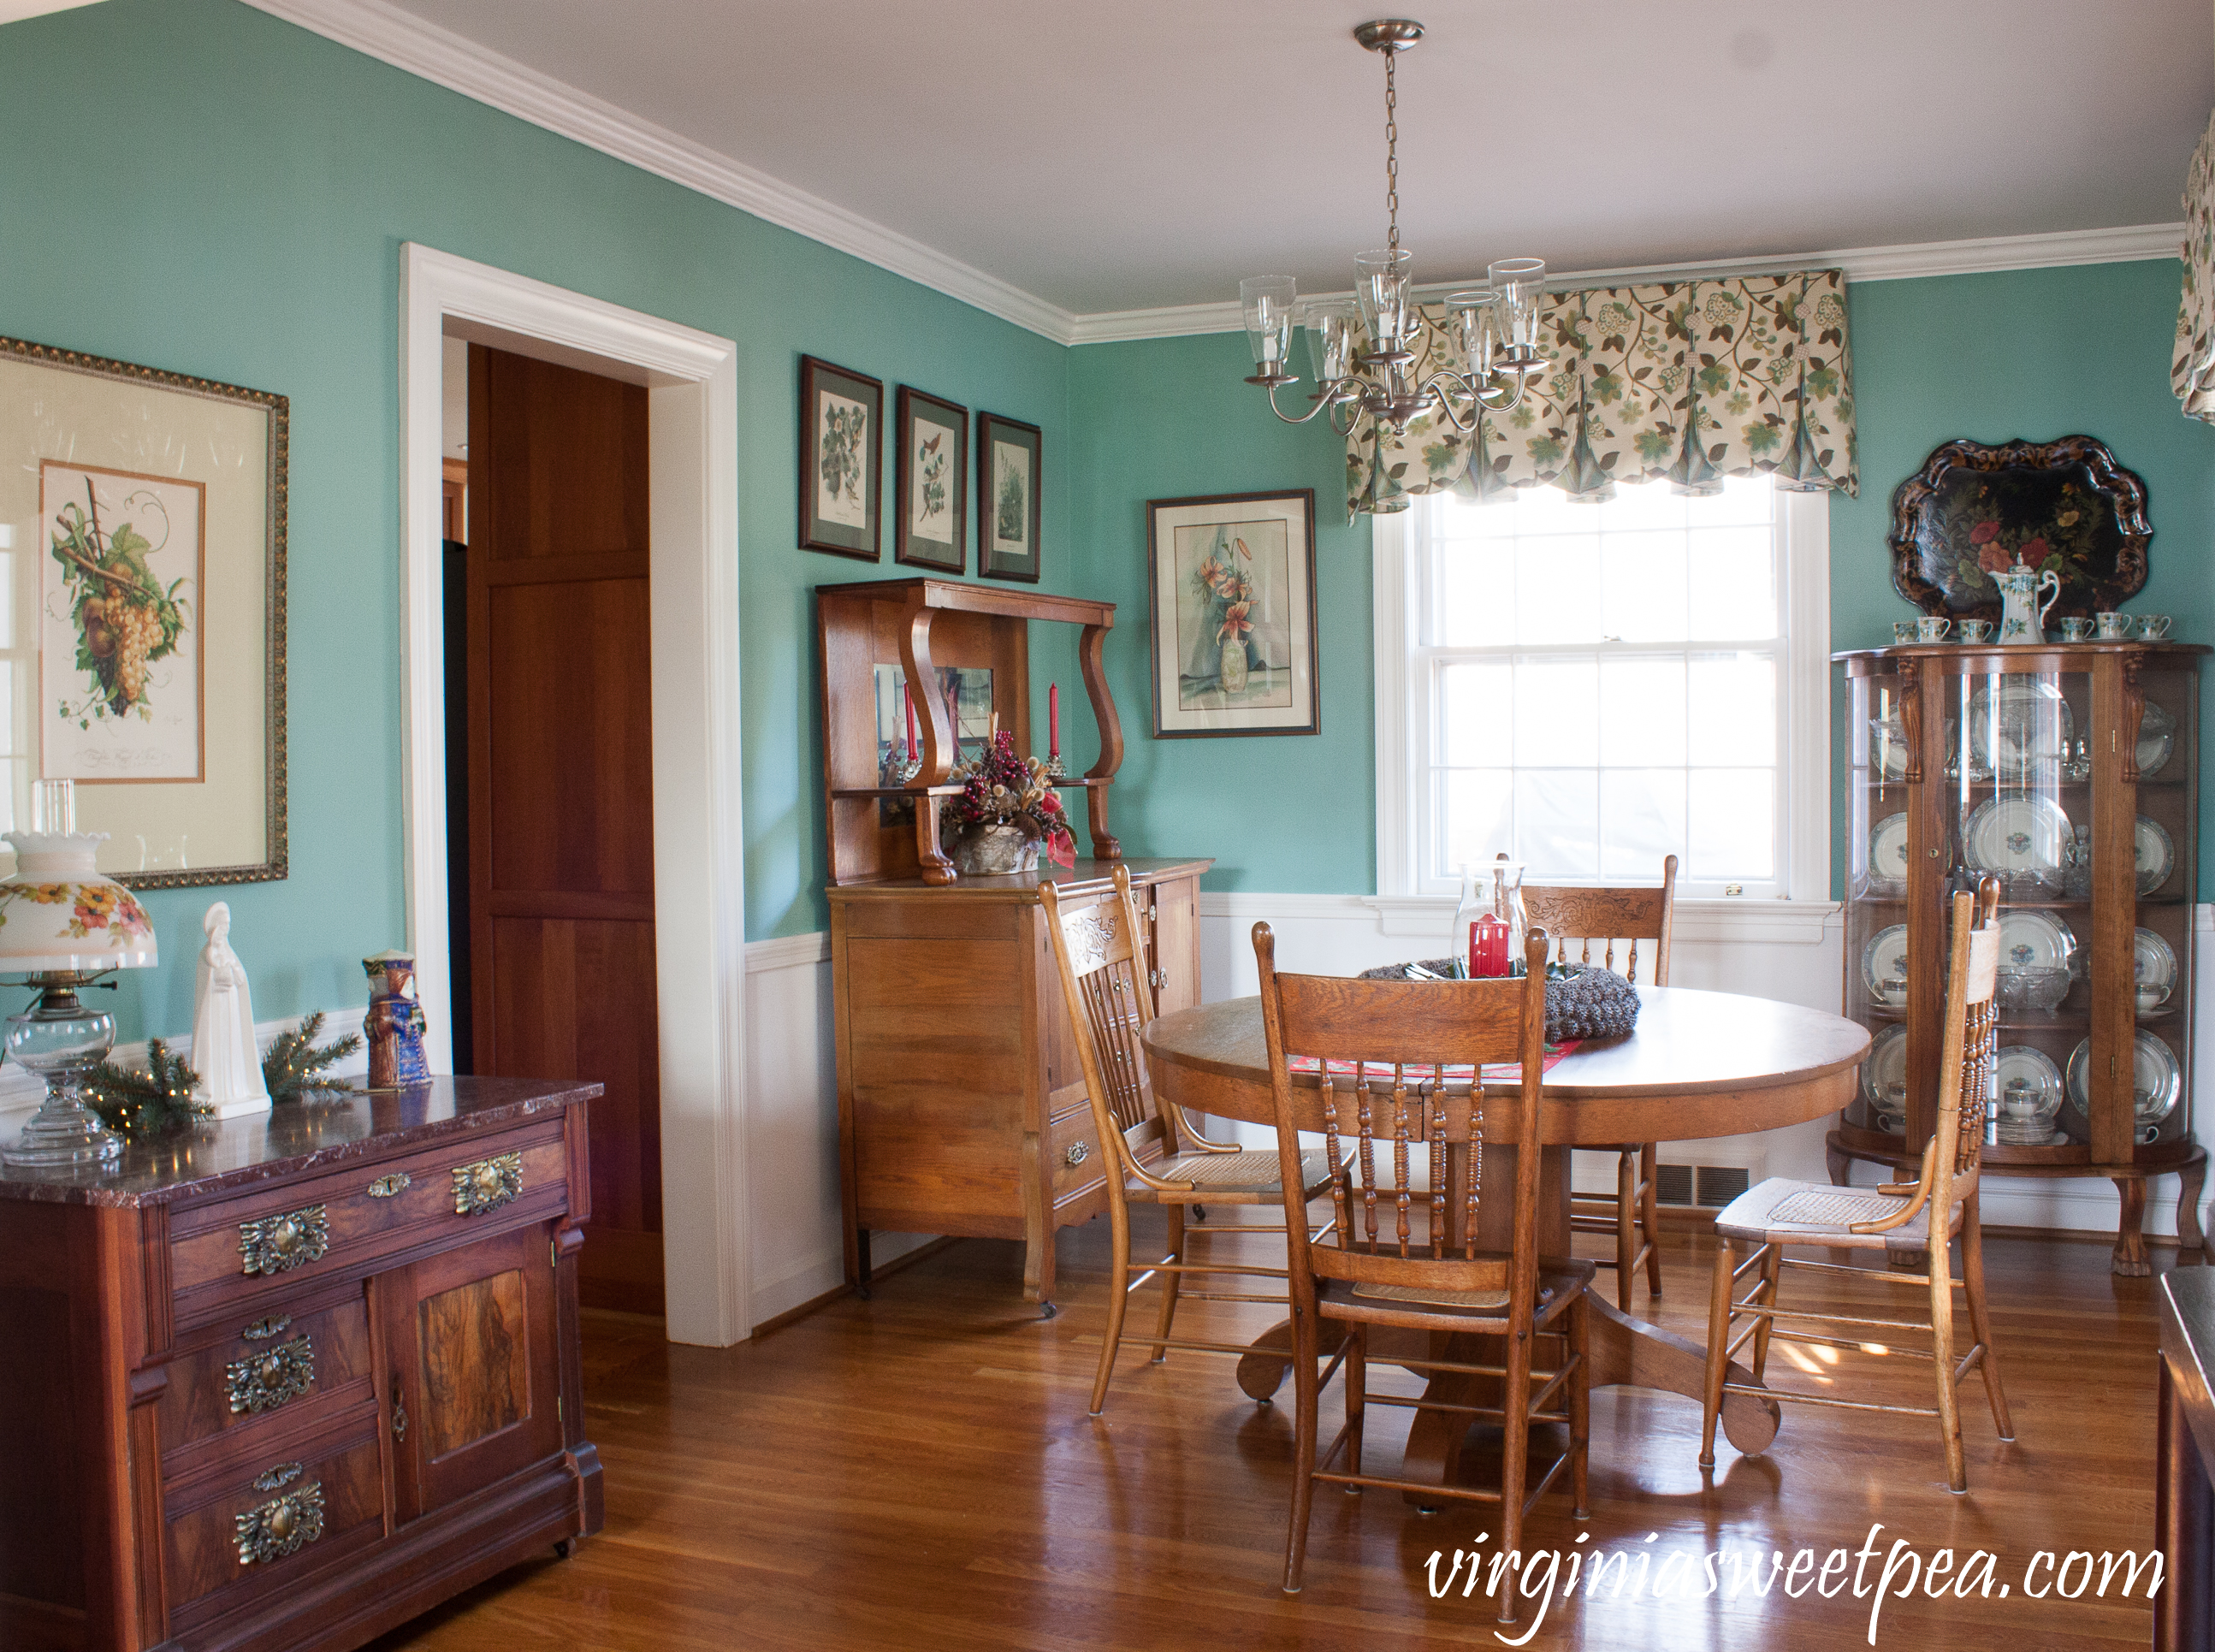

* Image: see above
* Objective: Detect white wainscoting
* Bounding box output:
[1202,893,2215,1242]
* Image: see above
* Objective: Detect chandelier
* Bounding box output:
[1239,19,1546,436]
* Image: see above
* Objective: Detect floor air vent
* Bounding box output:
[1655,1164,1753,1210]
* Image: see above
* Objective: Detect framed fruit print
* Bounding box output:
[1146,489,1319,738]
[894,387,967,572]
[799,355,882,560]
[0,335,287,887]
[977,412,1041,582]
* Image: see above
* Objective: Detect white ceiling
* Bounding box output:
[386,1,2208,317]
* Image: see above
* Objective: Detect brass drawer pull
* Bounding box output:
[241,1315,291,1341]
[236,1471,325,1566]
[452,1152,523,1216]
[238,1205,329,1276]
[367,1171,412,1199]
[226,1333,315,1416]
[1065,1140,1091,1168]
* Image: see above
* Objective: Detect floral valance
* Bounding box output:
[2173,109,2215,424]
[1345,268,1857,518]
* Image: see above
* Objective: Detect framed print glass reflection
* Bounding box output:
[977,412,1041,582]
[799,354,883,560]
[1146,489,1319,739]
[0,336,286,886]
[894,386,967,573]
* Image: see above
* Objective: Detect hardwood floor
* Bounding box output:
[364,1212,2183,1649]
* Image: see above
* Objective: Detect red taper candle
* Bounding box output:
[903,682,917,760]
[1048,683,1059,757]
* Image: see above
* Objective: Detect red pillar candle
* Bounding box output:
[1472,914,1510,979]
[903,682,917,761]
[1048,683,1059,757]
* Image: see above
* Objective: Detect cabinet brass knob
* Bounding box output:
[1065,1140,1091,1167]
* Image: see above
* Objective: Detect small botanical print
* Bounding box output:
[817,392,871,529]
[911,417,956,542]
[992,440,1030,554]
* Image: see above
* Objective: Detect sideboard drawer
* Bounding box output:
[157,1286,375,1464]
[1049,1104,1106,1202]
[163,1410,385,1631]
[168,1122,569,1323]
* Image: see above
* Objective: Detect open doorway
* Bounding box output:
[442,339,664,1314]
[402,243,748,1346]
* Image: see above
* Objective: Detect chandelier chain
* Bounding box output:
[1383,47,1399,252]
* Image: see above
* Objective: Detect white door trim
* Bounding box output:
[399,242,749,1346]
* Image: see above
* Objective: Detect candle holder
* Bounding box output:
[1045,754,1067,781]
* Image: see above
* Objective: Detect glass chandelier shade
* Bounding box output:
[1237,20,1546,440]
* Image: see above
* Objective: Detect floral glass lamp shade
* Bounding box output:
[0,788,157,1168]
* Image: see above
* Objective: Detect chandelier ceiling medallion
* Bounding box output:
[1240,18,1547,436]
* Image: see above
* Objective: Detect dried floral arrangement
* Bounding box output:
[85,1010,364,1137]
[939,731,1076,867]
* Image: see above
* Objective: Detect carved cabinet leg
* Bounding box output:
[2113,1176,2153,1278]
[2179,1156,2211,1265]
[1824,1139,1851,1188]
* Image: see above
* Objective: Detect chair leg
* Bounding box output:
[1149,1205,1187,1364]
[1613,1148,1637,1313]
[1344,1323,1366,1493]
[1750,1243,1782,1383]
[1928,1236,1968,1494]
[1496,1300,1534,1625]
[1089,1194,1134,1417]
[1959,1193,2015,1440]
[1638,1142,1663,1297]
[1699,1235,1734,1469]
[1281,1310,1321,1596]
[1569,1295,1590,1519]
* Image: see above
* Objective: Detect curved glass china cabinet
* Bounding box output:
[1835,640,2206,1275]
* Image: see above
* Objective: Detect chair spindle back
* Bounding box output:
[1039,865,1181,1177]
[1520,852,1678,986]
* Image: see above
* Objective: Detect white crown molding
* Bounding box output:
[1068,222,2188,345]
[237,0,2181,352]
[240,0,1078,344]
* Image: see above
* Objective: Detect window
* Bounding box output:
[1377,472,1828,902]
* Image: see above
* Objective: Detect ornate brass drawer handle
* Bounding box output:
[226,1333,315,1416]
[1065,1140,1091,1168]
[238,1205,330,1276]
[236,1475,324,1566]
[241,1315,292,1341]
[452,1152,522,1216]
[367,1171,412,1199]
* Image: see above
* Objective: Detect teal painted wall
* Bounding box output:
[1067,333,1373,891]
[0,0,1074,1040]
[1071,260,2215,900]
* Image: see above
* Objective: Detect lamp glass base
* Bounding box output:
[3,1087,123,1167]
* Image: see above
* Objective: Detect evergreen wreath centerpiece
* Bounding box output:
[939,731,1077,875]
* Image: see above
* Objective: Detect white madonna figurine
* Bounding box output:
[192,901,270,1117]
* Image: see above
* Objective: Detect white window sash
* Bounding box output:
[1372,485,1831,904]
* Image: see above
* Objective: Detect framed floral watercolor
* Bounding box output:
[977,412,1041,582]
[1887,435,2149,620]
[894,387,967,573]
[1146,490,1318,739]
[800,355,883,560]
[0,335,286,888]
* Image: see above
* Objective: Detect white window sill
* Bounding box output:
[1356,895,1842,945]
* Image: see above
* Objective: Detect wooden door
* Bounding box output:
[1148,875,1200,1016]
[467,344,663,1313]
[381,1221,564,1521]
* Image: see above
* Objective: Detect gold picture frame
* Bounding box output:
[0,336,287,887]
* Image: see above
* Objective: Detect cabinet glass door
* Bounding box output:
[2114,664,2197,1152]
[1845,663,1910,1139]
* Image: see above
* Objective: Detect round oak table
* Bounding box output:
[1140,984,1869,1491]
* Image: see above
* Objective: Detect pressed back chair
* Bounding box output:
[1256,922,1590,1618]
[1699,879,2014,1492]
[1039,865,1346,1417]
[1521,853,1677,1312]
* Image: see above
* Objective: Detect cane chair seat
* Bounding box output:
[1137,1146,1338,1199]
[1342,1257,1592,1316]
[1714,1178,1964,1254]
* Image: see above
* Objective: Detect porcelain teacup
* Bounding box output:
[1892,620,1917,644]
[2058,616,2095,642]
[1957,619,1994,642]
[2136,613,2173,640]
[2095,611,2132,639]
[1916,616,1952,643]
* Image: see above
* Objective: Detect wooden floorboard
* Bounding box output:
[363,1213,2186,1649]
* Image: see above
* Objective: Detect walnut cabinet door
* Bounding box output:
[380,1220,565,1522]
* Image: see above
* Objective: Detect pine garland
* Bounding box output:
[263,1011,363,1102]
[84,1039,201,1137]
[83,1010,364,1140]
